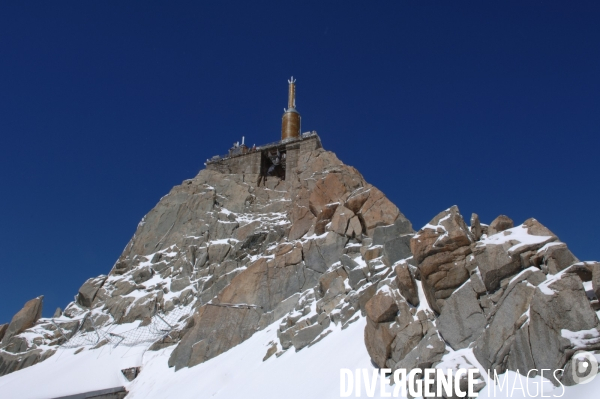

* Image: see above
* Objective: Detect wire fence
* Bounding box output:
[60,305,193,349]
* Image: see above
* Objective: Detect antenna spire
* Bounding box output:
[287,76,296,109]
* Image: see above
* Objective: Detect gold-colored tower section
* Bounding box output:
[281,77,301,140]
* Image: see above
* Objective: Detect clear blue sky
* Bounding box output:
[1,1,599,323]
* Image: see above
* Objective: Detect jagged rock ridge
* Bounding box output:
[363,205,600,392]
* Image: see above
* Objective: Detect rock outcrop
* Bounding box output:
[362,205,599,390]
[0,324,8,342]
[0,296,64,376]
[410,206,473,314]
[1,296,43,344]
[593,262,600,300]
[2,137,599,396]
[77,276,108,308]
[488,215,514,235]
[437,281,486,350]
[394,262,419,307]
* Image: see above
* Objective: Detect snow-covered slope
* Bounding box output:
[2,315,599,398]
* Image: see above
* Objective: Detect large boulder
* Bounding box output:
[469,243,521,292]
[388,320,423,367]
[170,276,191,293]
[357,187,401,235]
[77,275,107,308]
[208,242,231,263]
[329,205,354,236]
[119,293,160,324]
[474,269,600,379]
[364,319,396,368]
[344,187,370,214]
[437,281,486,350]
[291,317,331,351]
[394,262,419,306]
[365,289,399,323]
[364,289,415,367]
[345,216,363,238]
[488,215,514,235]
[470,213,483,241]
[411,206,473,314]
[1,296,43,345]
[411,206,473,264]
[132,267,154,284]
[111,280,136,297]
[103,296,135,322]
[527,274,600,381]
[468,220,559,292]
[393,327,446,371]
[531,243,579,274]
[318,268,348,296]
[418,247,471,314]
[474,278,536,374]
[522,217,558,238]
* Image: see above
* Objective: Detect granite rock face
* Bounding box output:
[3,139,599,393]
[394,262,419,307]
[410,206,473,314]
[437,281,486,350]
[488,215,514,235]
[592,262,600,300]
[0,144,407,377]
[0,296,56,376]
[363,205,599,389]
[77,276,108,308]
[527,274,600,380]
[0,324,8,342]
[1,297,43,344]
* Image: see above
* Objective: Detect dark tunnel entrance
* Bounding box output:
[260,147,286,181]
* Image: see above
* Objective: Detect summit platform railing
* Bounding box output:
[206,131,318,164]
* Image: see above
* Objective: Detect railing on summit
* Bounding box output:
[206,131,318,164]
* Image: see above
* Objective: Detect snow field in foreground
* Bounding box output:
[1,316,599,398]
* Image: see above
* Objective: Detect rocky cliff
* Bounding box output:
[1,144,598,395]
[0,145,408,376]
[363,206,600,391]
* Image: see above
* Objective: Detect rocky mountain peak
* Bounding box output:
[1,141,598,396]
[0,142,411,376]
